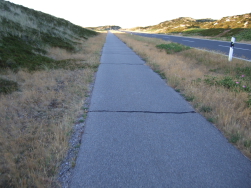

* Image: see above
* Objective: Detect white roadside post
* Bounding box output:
[228,37,235,61]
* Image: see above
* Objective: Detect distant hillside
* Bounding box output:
[148,17,216,33]
[88,25,121,31]
[203,13,251,29]
[0,0,97,71]
[127,13,251,41]
[127,17,215,32]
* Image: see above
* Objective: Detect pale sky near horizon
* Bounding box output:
[7,0,251,28]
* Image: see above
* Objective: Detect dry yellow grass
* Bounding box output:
[114,31,251,158]
[0,33,106,187]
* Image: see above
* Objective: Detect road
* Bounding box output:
[121,31,251,61]
[70,32,251,187]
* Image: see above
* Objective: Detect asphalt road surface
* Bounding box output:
[122,31,251,61]
[70,32,251,188]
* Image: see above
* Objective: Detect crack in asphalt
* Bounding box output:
[89,110,196,114]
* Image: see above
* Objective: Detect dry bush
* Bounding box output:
[114,31,251,158]
[0,33,106,187]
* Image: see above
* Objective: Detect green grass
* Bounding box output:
[200,105,213,113]
[203,69,251,107]
[181,28,251,41]
[0,35,97,72]
[181,94,195,102]
[207,117,217,123]
[51,59,99,71]
[0,35,54,72]
[221,28,245,37]
[204,65,251,93]
[40,33,76,51]
[199,28,226,36]
[229,132,241,143]
[235,67,251,80]
[183,28,207,35]
[0,78,19,94]
[148,63,166,79]
[167,28,251,41]
[235,29,251,41]
[204,75,250,92]
[156,43,190,54]
[244,140,251,148]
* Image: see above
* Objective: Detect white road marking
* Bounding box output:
[218,45,231,48]
[218,45,251,51]
[195,48,251,62]
[182,40,194,42]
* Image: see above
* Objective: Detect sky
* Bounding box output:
[7,0,251,28]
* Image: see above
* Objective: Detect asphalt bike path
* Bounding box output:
[70,32,251,187]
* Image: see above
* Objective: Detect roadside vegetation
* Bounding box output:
[156,43,190,54]
[114,31,251,159]
[0,1,106,187]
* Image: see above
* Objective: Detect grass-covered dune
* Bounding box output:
[87,25,121,31]
[0,0,97,73]
[127,14,251,42]
[0,1,107,187]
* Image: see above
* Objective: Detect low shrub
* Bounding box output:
[0,78,18,94]
[156,43,190,54]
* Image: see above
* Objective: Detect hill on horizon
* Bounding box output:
[127,13,251,41]
[87,25,121,31]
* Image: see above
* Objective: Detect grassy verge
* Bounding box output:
[0,78,19,94]
[113,31,251,159]
[0,33,106,188]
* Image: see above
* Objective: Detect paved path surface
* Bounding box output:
[70,32,251,187]
[122,31,251,61]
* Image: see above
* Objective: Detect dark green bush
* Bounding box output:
[0,78,18,94]
[156,43,190,54]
